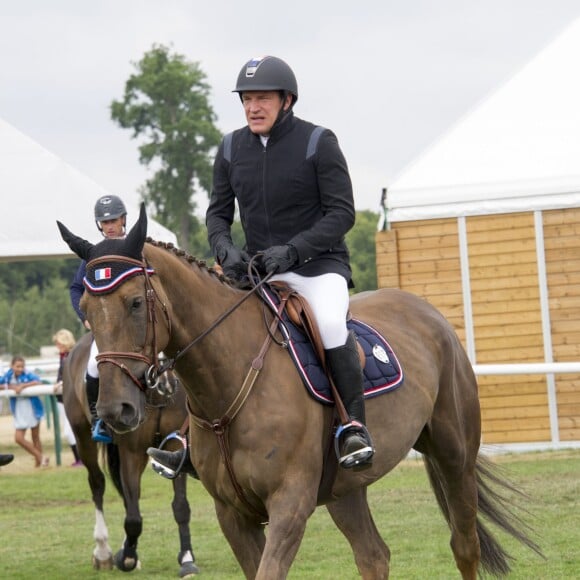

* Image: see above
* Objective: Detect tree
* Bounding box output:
[111,45,222,251]
[347,210,379,293]
[0,276,81,356]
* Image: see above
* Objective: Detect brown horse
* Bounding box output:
[62,331,199,577]
[58,205,541,579]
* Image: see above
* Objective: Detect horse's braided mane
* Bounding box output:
[145,237,240,287]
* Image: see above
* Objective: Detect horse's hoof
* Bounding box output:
[114,549,140,572]
[179,561,200,577]
[92,554,114,570]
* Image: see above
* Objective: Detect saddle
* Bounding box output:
[269,282,366,370]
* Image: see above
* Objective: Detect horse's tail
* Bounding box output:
[423,454,543,577]
[105,442,124,498]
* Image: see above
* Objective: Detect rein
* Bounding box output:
[91,253,272,391]
[154,270,275,378]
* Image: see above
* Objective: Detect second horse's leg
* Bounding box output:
[172,472,200,577]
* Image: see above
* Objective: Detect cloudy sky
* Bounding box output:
[1,0,579,215]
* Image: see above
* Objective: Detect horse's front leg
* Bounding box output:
[214,500,266,579]
[171,472,200,577]
[114,453,146,572]
[326,487,390,579]
[78,435,113,569]
[255,480,319,579]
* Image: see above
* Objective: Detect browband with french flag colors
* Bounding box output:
[84,255,155,295]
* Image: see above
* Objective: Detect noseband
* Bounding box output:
[86,255,171,392]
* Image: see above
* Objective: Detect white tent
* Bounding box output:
[0,117,177,261]
[387,18,580,222]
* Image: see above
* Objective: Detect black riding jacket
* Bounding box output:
[206,112,355,283]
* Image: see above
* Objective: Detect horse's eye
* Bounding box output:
[131,297,143,310]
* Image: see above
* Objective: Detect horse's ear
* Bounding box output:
[57,221,94,261]
[125,203,148,257]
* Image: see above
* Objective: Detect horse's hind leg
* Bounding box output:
[326,487,390,579]
[171,473,199,577]
[422,451,480,579]
[416,356,482,579]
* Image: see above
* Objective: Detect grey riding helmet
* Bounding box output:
[233,56,298,104]
[94,195,127,229]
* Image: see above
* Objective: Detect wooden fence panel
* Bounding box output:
[375,209,580,445]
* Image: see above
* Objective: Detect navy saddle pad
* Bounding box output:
[262,288,404,405]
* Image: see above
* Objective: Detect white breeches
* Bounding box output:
[87,339,99,378]
[57,401,77,446]
[269,272,349,349]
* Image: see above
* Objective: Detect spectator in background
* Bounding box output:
[52,329,82,467]
[0,356,47,467]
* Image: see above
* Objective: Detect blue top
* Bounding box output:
[0,368,44,419]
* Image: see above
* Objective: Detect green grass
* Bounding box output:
[0,449,578,579]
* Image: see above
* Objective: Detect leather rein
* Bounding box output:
[92,254,273,390]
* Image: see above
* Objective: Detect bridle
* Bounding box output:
[89,255,171,392]
[90,253,273,392]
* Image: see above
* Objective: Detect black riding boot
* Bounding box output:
[326,331,374,469]
[147,446,199,480]
[86,374,112,443]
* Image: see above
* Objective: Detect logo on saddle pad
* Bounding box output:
[372,344,390,364]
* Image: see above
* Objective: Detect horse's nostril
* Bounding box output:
[119,404,141,429]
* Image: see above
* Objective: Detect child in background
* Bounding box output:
[52,329,82,467]
[0,356,47,467]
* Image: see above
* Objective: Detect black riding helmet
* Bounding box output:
[234,56,298,106]
[94,195,127,233]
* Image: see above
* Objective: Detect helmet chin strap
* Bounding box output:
[271,92,294,133]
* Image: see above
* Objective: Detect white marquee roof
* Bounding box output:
[0,117,177,260]
[387,18,580,222]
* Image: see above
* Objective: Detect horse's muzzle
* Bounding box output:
[98,401,145,434]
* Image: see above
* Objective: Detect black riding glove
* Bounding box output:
[215,241,250,280]
[261,244,298,274]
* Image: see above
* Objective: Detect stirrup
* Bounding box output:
[334,421,375,469]
[92,419,113,443]
[149,431,187,480]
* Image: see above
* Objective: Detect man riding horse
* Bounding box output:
[147,55,374,476]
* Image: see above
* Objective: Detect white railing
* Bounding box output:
[0,384,59,398]
[472,362,580,375]
[473,361,580,452]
